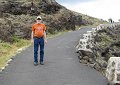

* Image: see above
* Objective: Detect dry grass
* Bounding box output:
[0,39,30,69]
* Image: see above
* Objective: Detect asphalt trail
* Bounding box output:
[0,28,108,85]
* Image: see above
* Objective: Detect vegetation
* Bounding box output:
[95,25,120,62]
[0,38,30,68]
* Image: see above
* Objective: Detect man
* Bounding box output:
[31,16,47,66]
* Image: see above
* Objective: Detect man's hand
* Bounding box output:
[44,39,47,44]
[31,39,34,45]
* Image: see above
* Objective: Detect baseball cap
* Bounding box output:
[37,16,42,20]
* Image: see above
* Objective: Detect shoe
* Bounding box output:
[34,62,38,66]
[40,62,44,65]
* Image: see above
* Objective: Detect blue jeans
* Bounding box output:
[34,37,44,63]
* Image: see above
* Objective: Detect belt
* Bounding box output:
[34,36,43,38]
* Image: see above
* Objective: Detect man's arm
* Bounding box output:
[44,31,47,44]
[31,31,34,44]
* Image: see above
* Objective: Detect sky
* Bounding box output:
[56,0,120,22]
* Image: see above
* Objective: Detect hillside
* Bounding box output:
[76,23,120,75]
[0,0,106,42]
[93,24,120,72]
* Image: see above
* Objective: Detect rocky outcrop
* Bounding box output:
[0,0,105,42]
[76,23,120,75]
[0,16,32,42]
[106,57,120,84]
[39,0,62,14]
[94,23,120,59]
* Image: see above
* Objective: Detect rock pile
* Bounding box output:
[106,57,120,85]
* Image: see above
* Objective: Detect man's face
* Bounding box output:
[37,18,41,23]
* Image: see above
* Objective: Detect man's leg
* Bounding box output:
[39,38,44,64]
[34,38,39,64]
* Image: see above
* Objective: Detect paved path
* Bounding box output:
[0,28,108,85]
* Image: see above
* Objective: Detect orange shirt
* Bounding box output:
[32,23,46,38]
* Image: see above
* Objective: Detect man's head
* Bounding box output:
[36,16,42,24]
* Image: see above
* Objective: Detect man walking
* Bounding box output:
[31,16,47,66]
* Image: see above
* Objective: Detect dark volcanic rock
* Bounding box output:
[0,0,104,42]
[0,0,81,42]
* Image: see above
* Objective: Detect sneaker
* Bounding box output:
[34,62,38,66]
[40,62,44,65]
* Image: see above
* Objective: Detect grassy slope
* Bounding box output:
[0,39,30,68]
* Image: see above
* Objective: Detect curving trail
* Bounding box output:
[0,28,108,85]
